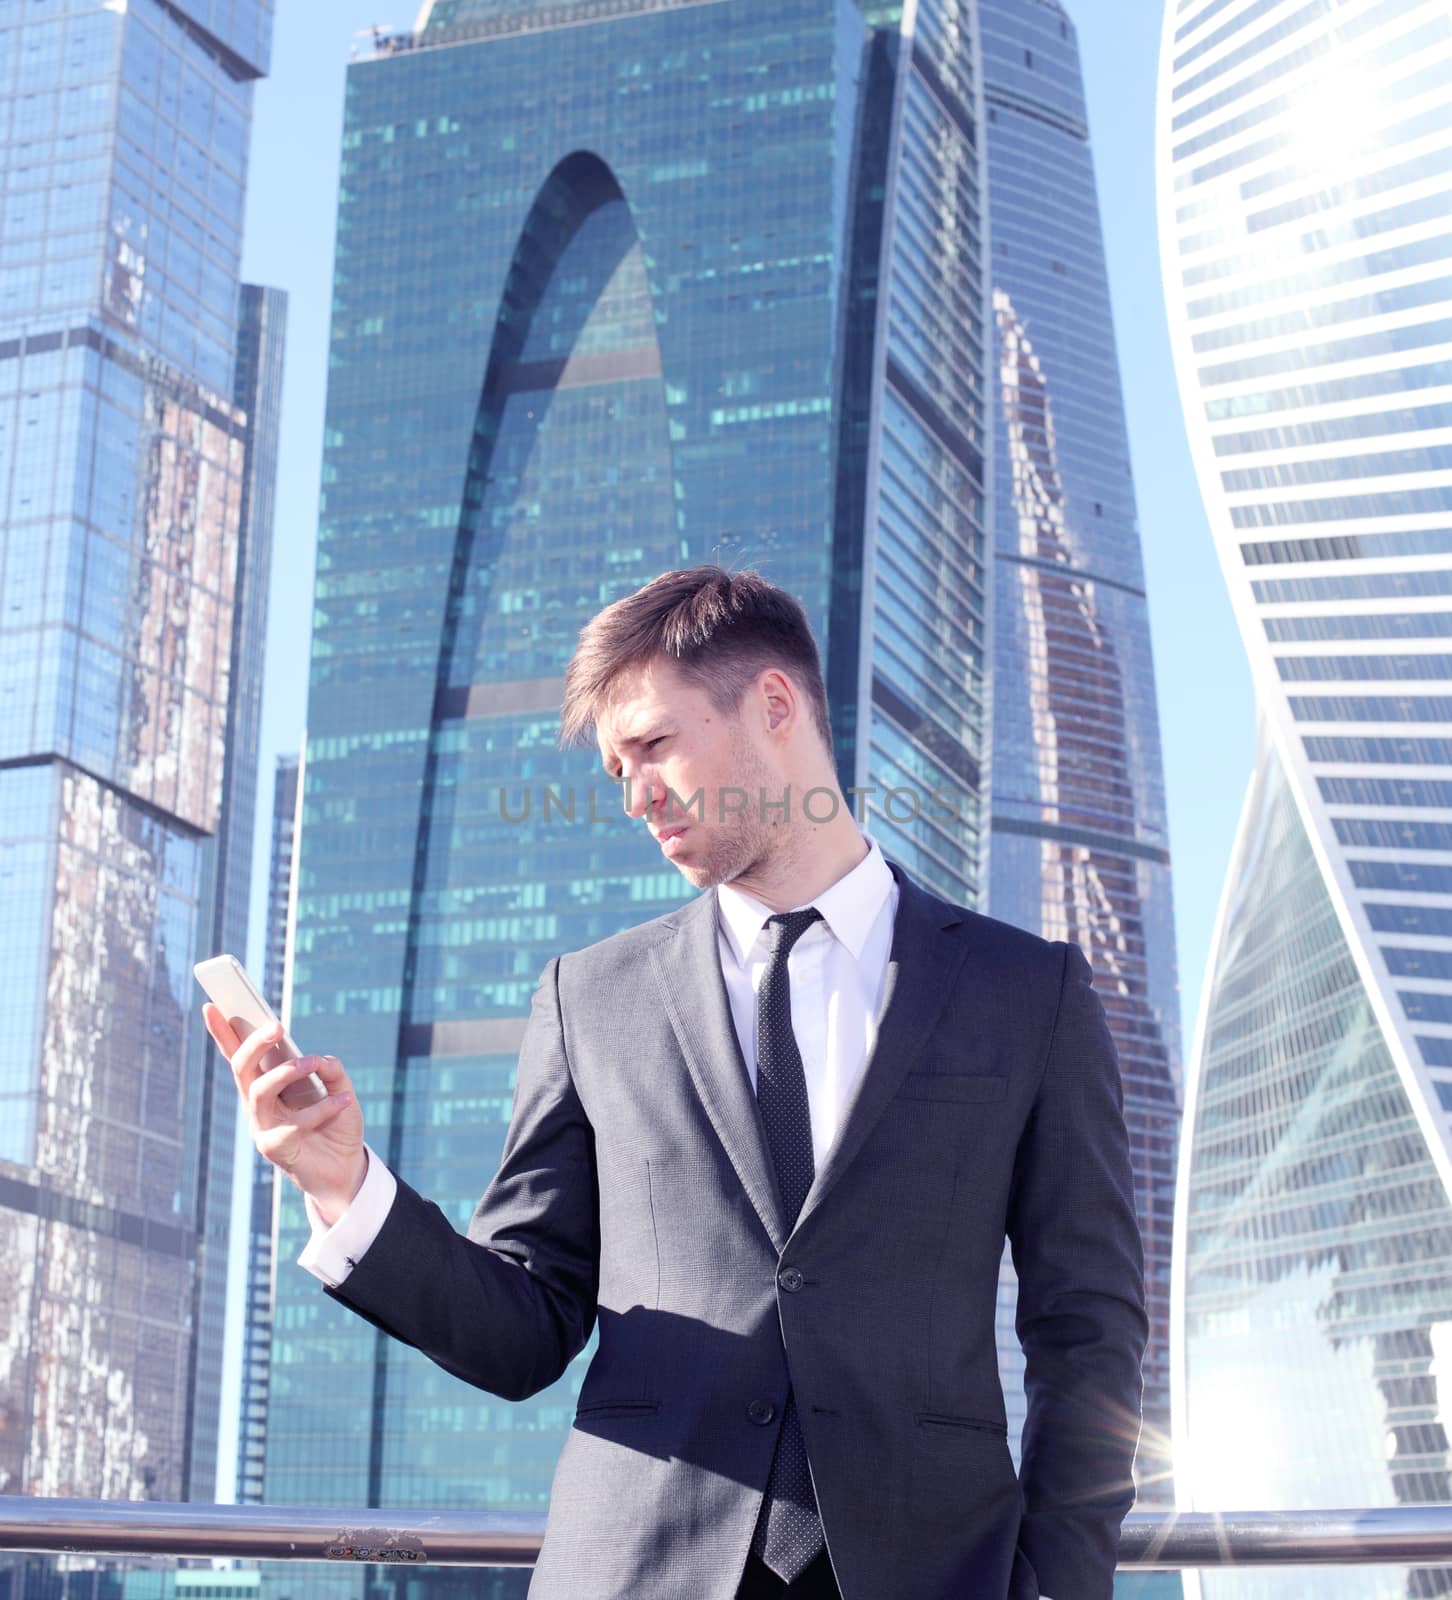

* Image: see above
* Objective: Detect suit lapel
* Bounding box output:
[793,861,967,1237]
[649,858,968,1252]
[650,890,787,1251]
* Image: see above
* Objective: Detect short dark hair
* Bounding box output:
[560,565,833,754]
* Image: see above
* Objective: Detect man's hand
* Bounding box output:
[202,1005,367,1224]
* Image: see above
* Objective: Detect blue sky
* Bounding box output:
[236,0,1257,1059]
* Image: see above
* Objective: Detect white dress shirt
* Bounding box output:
[300,832,897,1285]
[715,833,897,1172]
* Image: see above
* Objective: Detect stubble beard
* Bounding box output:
[675,813,774,891]
[672,729,791,891]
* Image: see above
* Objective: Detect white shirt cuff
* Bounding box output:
[296,1143,398,1287]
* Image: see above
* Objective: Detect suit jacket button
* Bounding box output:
[778,1268,804,1293]
[748,1399,776,1426]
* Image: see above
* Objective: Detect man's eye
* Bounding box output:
[646,737,666,750]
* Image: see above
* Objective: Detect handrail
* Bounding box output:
[1118,1506,1452,1566]
[5,1497,1452,1568]
[0,1499,544,1567]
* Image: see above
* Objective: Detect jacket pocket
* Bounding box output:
[897,1073,1008,1104]
[914,1412,1008,1437]
[909,1411,1017,1530]
[573,1399,661,1420]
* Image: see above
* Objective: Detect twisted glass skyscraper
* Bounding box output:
[269,3,992,1593]
[0,0,281,1524]
[982,0,1182,1514]
[1159,0,1452,1591]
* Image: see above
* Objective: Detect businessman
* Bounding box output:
[207,566,1147,1600]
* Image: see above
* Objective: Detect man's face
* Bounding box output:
[595,657,781,890]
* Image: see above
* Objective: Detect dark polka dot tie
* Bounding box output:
[751,907,826,1584]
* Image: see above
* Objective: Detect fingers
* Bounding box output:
[248,1054,348,1126]
[289,1086,354,1133]
[231,1020,292,1090]
[201,1002,241,1059]
[311,1054,352,1095]
[255,1089,353,1169]
[248,1053,315,1119]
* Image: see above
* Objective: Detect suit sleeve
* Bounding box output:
[323,954,599,1402]
[1006,940,1149,1600]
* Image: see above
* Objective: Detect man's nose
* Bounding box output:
[622,770,660,819]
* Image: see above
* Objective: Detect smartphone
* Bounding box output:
[193,953,327,1108]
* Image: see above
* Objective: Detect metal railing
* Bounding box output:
[6,1497,1452,1569]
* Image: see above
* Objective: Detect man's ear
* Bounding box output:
[760,669,796,734]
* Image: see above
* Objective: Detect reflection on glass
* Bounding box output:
[982,0,1182,1530]
[0,765,202,1500]
[993,289,1181,1504]
[1178,734,1452,1599]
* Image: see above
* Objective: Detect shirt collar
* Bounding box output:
[716,832,894,968]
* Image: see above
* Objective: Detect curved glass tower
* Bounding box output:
[1159,0,1452,1590]
[269,1,995,1594]
[981,0,1183,1513]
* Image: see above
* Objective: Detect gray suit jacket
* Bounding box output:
[331,860,1148,1599]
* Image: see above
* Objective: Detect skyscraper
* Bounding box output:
[1158,0,1452,1591]
[197,278,286,1513]
[980,0,1182,1515]
[236,751,299,1507]
[0,0,279,1525]
[261,754,299,1012]
[269,0,990,1589]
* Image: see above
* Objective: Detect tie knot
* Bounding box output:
[765,907,822,957]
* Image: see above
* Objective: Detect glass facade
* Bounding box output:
[980,0,1182,1523]
[0,0,278,1528]
[1159,0,1452,1590]
[236,752,299,1508]
[198,279,286,1510]
[262,754,299,1014]
[1173,725,1452,1599]
[269,0,996,1593]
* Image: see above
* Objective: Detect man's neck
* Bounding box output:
[725,821,871,912]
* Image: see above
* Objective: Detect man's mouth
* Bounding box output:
[654,825,688,856]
